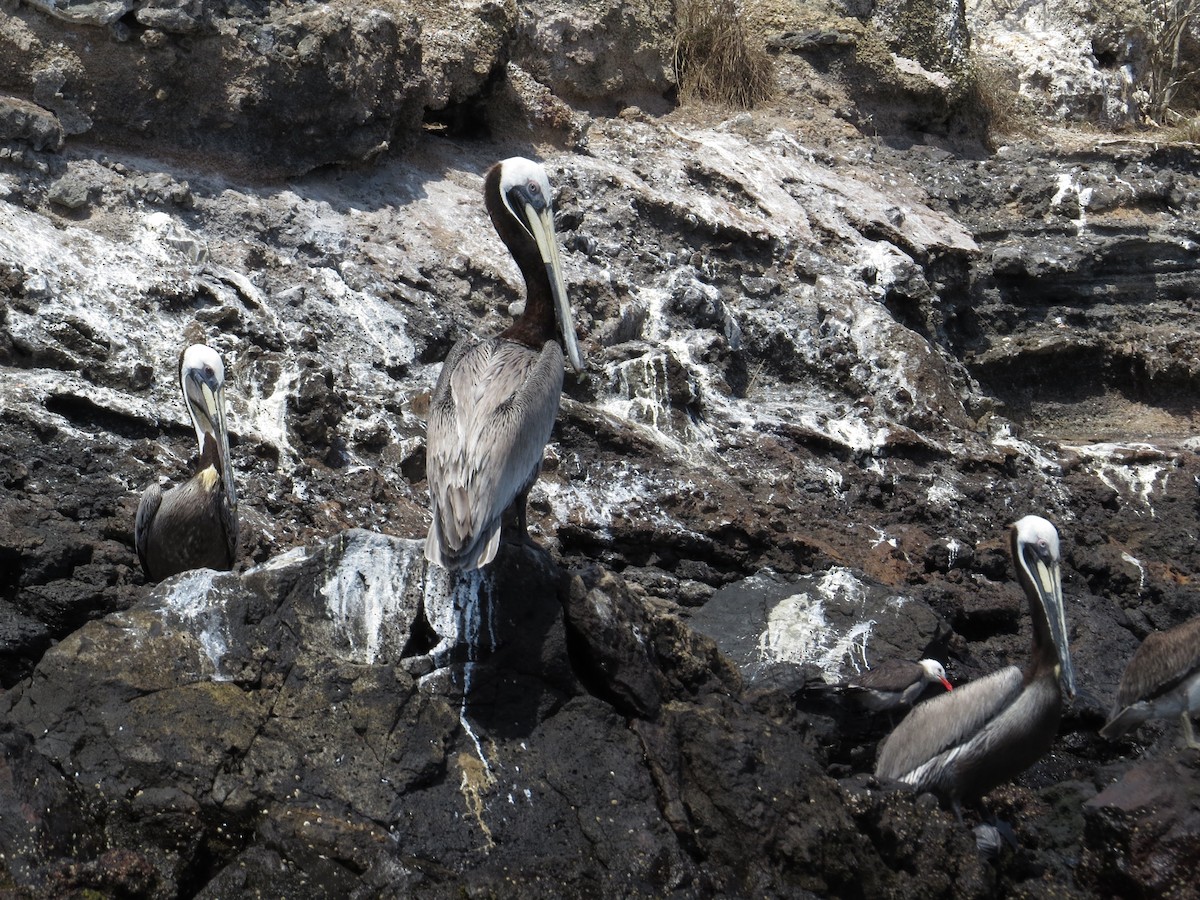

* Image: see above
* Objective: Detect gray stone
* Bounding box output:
[0,96,63,151]
[47,173,92,209]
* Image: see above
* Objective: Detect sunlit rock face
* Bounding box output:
[512,0,677,115]
[0,0,679,175]
[1,1,435,172]
[966,0,1151,125]
[1,532,583,893]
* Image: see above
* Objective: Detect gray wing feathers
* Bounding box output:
[1113,617,1200,709]
[875,666,1023,785]
[134,482,163,576]
[425,338,565,569]
[852,659,922,693]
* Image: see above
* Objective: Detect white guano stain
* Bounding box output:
[163,569,231,681]
[321,534,425,665]
[756,567,900,679]
[1067,442,1172,516]
[1120,551,1146,594]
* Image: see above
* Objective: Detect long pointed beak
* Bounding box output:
[525,203,585,372]
[211,385,238,512]
[190,375,237,512]
[939,677,953,692]
[1030,555,1075,699]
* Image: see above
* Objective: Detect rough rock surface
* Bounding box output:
[967,0,1153,125]
[2,0,1200,896]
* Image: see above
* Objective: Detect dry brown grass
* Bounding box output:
[674,0,774,109]
[967,54,1040,141]
[1160,115,1200,142]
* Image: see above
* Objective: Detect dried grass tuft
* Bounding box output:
[1160,115,1200,142]
[675,0,774,109]
[967,55,1039,140]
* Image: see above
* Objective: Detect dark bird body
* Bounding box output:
[875,516,1075,812]
[846,658,953,713]
[136,345,238,582]
[1101,615,1200,749]
[425,157,584,572]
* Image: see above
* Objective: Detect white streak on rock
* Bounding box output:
[163,570,230,681]
[1068,442,1172,515]
[321,533,425,664]
[757,567,881,679]
[1121,551,1146,594]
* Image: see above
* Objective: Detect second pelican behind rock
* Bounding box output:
[874,515,1075,815]
[1100,615,1200,749]
[424,157,584,572]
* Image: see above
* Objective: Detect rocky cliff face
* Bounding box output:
[3,0,1200,897]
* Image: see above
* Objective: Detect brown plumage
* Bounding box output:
[1101,616,1200,748]
[875,515,1075,813]
[424,157,584,572]
[135,344,238,582]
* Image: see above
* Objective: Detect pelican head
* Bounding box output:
[496,157,584,372]
[917,659,953,691]
[1012,515,1075,699]
[179,344,237,512]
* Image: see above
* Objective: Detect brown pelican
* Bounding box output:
[874,515,1075,814]
[424,157,584,572]
[845,658,953,713]
[135,344,238,582]
[1100,615,1200,749]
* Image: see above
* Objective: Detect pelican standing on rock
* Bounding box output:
[424,157,585,572]
[1100,615,1200,749]
[874,515,1075,815]
[135,344,238,582]
[845,658,953,714]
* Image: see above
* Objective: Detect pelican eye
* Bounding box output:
[528,180,541,196]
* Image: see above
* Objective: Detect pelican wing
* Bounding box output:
[934,672,1063,801]
[425,336,565,570]
[134,482,163,578]
[875,666,1023,785]
[1114,617,1200,709]
[135,471,237,581]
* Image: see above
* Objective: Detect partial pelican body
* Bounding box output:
[875,516,1075,813]
[846,658,953,713]
[1100,615,1200,749]
[135,344,238,582]
[424,157,584,572]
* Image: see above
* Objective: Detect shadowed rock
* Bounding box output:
[0,529,1010,896]
[1080,754,1200,897]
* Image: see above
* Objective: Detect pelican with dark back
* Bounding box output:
[424,158,585,572]
[135,344,238,582]
[846,658,953,714]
